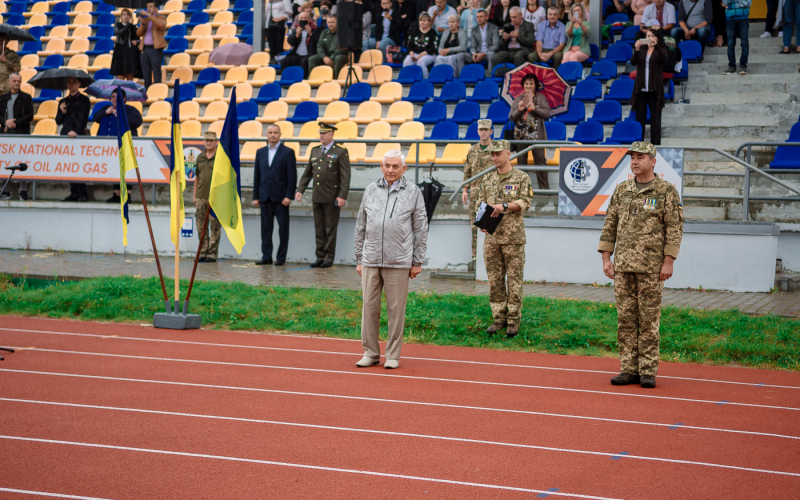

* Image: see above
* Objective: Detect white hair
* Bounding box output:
[509,6,522,15]
[383,149,406,165]
[449,14,460,22]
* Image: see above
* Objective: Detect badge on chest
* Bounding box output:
[502,184,518,196]
[643,197,657,210]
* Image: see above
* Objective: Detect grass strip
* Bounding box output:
[1,274,798,371]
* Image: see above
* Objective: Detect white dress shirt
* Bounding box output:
[268,141,281,165]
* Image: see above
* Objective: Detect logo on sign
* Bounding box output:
[181,217,194,238]
[563,157,599,194]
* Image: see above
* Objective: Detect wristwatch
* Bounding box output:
[502,202,508,211]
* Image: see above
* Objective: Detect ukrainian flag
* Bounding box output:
[115,88,136,246]
[169,79,186,245]
[209,86,245,253]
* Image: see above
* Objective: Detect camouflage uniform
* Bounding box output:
[475,145,534,327]
[598,156,683,377]
[464,142,494,259]
[0,49,21,95]
[194,151,222,260]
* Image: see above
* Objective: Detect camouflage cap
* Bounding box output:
[487,140,510,152]
[477,119,492,129]
[626,141,657,156]
[203,131,217,140]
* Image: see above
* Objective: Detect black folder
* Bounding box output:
[474,202,504,235]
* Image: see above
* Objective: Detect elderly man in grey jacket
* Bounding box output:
[354,150,429,369]
[434,15,469,76]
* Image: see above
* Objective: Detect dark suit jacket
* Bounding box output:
[254,143,298,203]
[0,90,33,135]
[374,8,403,42]
[287,25,322,57]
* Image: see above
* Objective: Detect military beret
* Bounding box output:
[487,140,510,152]
[477,119,492,129]
[626,141,657,156]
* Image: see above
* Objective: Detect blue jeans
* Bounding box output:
[726,18,749,68]
[670,26,710,43]
[363,37,397,52]
[784,0,799,48]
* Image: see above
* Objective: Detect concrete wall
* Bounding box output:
[777,223,800,272]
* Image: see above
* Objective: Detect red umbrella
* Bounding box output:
[209,43,253,66]
[501,62,571,116]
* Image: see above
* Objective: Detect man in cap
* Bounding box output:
[474,140,534,338]
[598,141,683,389]
[192,131,222,263]
[296,122,351,268]
[462,118,495,266]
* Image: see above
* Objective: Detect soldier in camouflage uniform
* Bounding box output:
[474,140,534,337]
[0,43,21,95]
[462,119,496,263]
[598,142,683,389]
[192,131,222,262]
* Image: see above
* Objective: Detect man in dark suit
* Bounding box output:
[253,124,297,266]
[280,11,321,76]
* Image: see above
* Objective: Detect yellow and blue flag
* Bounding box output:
[209,86,245,253]
[169,79,186,245]
[115,88,137,246]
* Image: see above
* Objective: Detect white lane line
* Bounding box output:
[0,435,623,500]
[4,397,799,477]
[4,326,798,390]
[3,369,798,441]
[0,488,115,500]
[6,347,800,411]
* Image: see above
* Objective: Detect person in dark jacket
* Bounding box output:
[280,11,322,76]
[93,88,143,203]
[396,0,418,35]
[56,76,92,201]
[402,12,439,77]
[0,72,33,200]
[630,29,667,145]
[368,0,404,49]
[110,9,143,80]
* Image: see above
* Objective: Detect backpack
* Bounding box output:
[661,35,682,73]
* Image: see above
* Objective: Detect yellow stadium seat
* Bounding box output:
[159,0,183,14]
[20,54,39,69]
[146,83,169,104]
[352,101,382,124]
[547,148,561,166]
[213,23,237,41]
[182,120,202,137]
[274,120,294,138]
[209,11,232,27]
[245,51,270,71]
[86,53,112,73]
[239,120,263,138]
[146,120,172,137]
[193,83,224,104]
[70,1,92,16]
[33,100,58,121]
[143,101,171,123]
[33,119,57,136]
[208,120,225,136]
[190,53,211,72]
[66,26,92,42]
[334,65,362,85]
[67,13,92,29]
[168,67,194,87]
[6,42,19,52]
[305,66,333,87]
[205,0,230,14]
[41,25,67,42]
[166,12,185,27]
[241,141,266,162]
[198,101,229,122]
[334,120,358,140]
[0,3,5,14]
[187,37,214,56]
[220,66,248,87]
[310,82,340,104]
[226,83,252,102]
[219,36,239,46]
[437,143,471,164]
[25,3,49,18]
[186,23,212,41]
[319,101,350,123]
[256,100,288,123]
[38,39,65,57]
[66,54,89,70]
[395,121,425,140]
[19,68,37,84]
[21,83,35,96]
[284,141,300,157]
[278,82,310,104]
[63,39,89,57]
[249,66,276,87]
[364,65,393,86]
[90,121,100,136]
[283,36,292,52]
[297,143,315,162]
[179,101,200,122]
[357,49,383,70]
[343,143,366,162]
[406,143,437,164]
[129,101,143,113]
[370,82,402,104]
[26,14,48,28]
[298,121,319,139]
[384,101,414,125]
[366,143,402,164]
[362,121,391,140]
[164,53,190,71]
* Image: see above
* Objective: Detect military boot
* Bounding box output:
[610,373,640,386]
[486,321,507,334]
[640,376,656,388]
[506,324,519,338]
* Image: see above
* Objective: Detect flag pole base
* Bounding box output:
[153,300,202,330]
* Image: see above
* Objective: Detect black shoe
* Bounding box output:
[640,376,656,388]
[610,373,640,386]
[506,324,519,338]
[722,65,736,74]
[309,260,323,268]
[198,257,206,263]
[19,191,29,201]
[319,261,333,268]
[486,321,507,334]
[0,192,10,200]
[106,194,120,203]
[274,260,285,266]
[62,194,79,201]
[255,259,273,265]
[204,258,217,263]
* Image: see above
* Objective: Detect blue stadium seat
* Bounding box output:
[27,26,45,40]
[35,54,64,71]
[558,62,583,84]
[625,108,651,124]
[195,67,221,87]
[455,63,485,84]
[90,25,114,41]
[394,65,423,84]
[186,11,209,28]
[87,38,114,56]
[488,63,515,85]
[466,81,499,102]
[770,146,800,168]
[433,81,466,102]
[604,42,633,63]
[679,40,703,62]
[417,101,447,124]
[33,88,61,103]
[90,13,115,29]
[664,79,675,101]
[605,79,635,103]
[230,0,253,13]
[236,101,259,122]
[163,38,189,56]
[619,26,639,45]
[552,100,585,124]
[787,122,800,141]
[428,121,459,140]
[544,121,566,141]
[17,40,41,57]
[165,24,188,41]
[89,2,113,15]
[451,101,481,124]
[590,99,622,124]
[4,15,25,26]
[586,60,617,82]
[240,24,253,38]
[464,122,495,140]
[584,44,600,65]
[243,36,253,45]
[45,14,69,29]
[182,0,206,13]
[93,68,112,80]
[288,101,319,123]
[47,2,70,16]
[234,10,254,27]
[6,3,25,15]
[570,120,604,144]
[164,83,196,103]
[277,66,304,87]
[402,81,434,103]
[340,82,372,103]
[252,83,281,103]
[605,13,629,33]
[485,100,510,125]
[571,79,602,102]
[605,121,643,144]
[427,64,453,85]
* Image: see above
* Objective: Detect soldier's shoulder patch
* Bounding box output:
[528,185,534,197]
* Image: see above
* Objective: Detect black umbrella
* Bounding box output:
[101,0,162,8]
[0,24,37,43]
[28,68,94,90]
[417,163,444,224]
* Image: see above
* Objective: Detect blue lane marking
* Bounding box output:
[717,400,729,405]
[668,423,684,429]
[536,488,560,498]
[610,451,630,460]
[285,266,312,271]
[755,383,765,387]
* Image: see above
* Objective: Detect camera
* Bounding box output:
[299,19,308,27]
[503,25,514,33]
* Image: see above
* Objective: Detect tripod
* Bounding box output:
[0,347,14,361]
[343,48,361,92]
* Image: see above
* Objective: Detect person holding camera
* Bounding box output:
[492,7,536,67]
[281,11,321,76]
[508,73,550,189]
[366,0,402,50]
[631,28,666,144]
[561,2,591,63]
[135,1,166,89]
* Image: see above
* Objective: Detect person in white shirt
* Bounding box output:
[640,0,676,32]
[265,0,292,59]
[522,0,547,26]
[429,0,459,33]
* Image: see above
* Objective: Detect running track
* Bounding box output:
[1,316,799,499]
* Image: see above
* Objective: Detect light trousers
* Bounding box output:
[360,266,411,361]
[402,54,436,78]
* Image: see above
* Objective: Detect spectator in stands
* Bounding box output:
[672,0,711,42]
[282,11,321,75]
[111,9,143,81]
[0,72,32,201]
[562,3,591,63]
[462,8,500,72]
[492,7,536,66]
[56,77,92,202]
[508,73,550,188]
[522,0,546,26]
[722,0,750,74]
[367,0,402,50]
[631,0,653,26]
[762,0,778,38]
[291,0,306,18]
[529,7,566,68]
[0,40,21,96]
[556,0,574,24]
[781,0,799,52]
[434,15,469,74]
[492,0,514,27]
[403,13,438,77]
[136,0,166,89]
[292,2,315,26]
[631,28,666,144]
[640,0,675,33]
[430,0,459,32]
[608,0,634,20]
[460,0,481,39]
[195,131,223,263]
[265,0,292,59]
[93,88,143,203]
[308,15,349,76]
[396,0,418,34]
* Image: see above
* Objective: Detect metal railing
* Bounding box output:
[734,142,800,221]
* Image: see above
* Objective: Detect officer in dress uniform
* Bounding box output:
[475,140,534,338]
[462,118,495,266]
[295,122,351,268]
[598,141,683,389]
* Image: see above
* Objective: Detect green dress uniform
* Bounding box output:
[464,141,494,260]
[598,152,683,378]
[307,28,349,77]
[297,141,351,263]
[194,150,222,260]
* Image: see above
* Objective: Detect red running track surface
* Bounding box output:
[1,316,799,499]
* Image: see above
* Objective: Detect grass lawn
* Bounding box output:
[1,275,798,371]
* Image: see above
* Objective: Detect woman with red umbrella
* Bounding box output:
[508,73,550,189]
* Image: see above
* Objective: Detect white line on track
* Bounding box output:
[0,435,623,499]
[3,369,798,441]
[6,347,800,411]
[4,326,798,390]
[0,488,115,500]
[4,397,799,477]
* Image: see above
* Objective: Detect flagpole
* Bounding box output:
[173,170,180,312]
[134,167,170,312]
[184,203,210,312]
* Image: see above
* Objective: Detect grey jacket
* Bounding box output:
[354,176,429,268]
[469,23,501,54]
[438,28,468,54]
